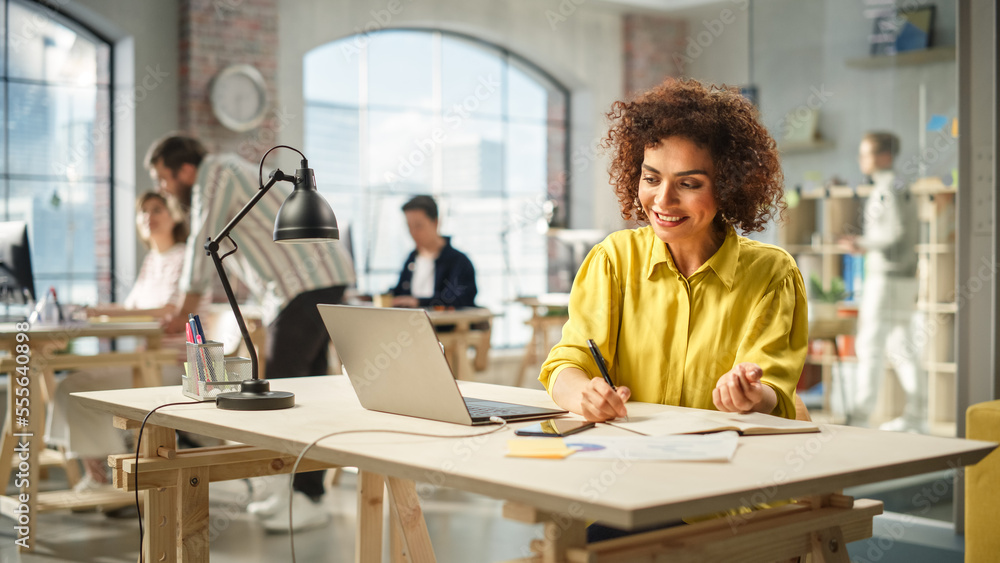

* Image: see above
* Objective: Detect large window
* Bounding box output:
[2,0,113,307]
[305,30,568,346]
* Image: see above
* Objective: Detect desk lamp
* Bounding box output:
[208,144,339,410]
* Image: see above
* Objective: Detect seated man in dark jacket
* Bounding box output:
[392,195,477,309]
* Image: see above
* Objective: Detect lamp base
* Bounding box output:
[216,379,295,411]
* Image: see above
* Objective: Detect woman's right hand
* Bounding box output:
[551,367,631,422]
[579,377,631,422]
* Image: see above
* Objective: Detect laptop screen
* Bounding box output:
[318,305,477,424]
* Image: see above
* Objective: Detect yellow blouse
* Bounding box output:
[539,225,808,419]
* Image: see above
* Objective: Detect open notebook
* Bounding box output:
[607,401,819,436]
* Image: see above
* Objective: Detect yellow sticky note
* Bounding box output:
[506,438,576,459]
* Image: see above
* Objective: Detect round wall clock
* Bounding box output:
[209,64,269,132]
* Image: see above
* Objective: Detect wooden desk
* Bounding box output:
[0,321,171,551]
[75,376,995,563]
[426,308,493,380]
[515,296,570,386]
[214,303,491,380]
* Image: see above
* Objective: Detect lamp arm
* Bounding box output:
[203,168,294,381]
[206,243,261,379]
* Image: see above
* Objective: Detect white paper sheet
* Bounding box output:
[565,430,739,461]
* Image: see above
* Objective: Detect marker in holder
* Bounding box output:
[182,341,252,400]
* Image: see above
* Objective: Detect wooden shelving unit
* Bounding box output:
[782,185,863,294]
[778,139,834,154]
[913,177,957,429]
[845,46,956,69]
[781,178,957,429]
[782,188,860,418]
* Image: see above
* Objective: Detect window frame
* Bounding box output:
[1,0,116,303]
[304,28,571,347]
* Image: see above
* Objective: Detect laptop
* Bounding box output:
[318,304,567,425]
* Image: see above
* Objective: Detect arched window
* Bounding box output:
[2,0,114,307]
[305,30,568,346]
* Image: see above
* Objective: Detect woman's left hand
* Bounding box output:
[713,362,775,414]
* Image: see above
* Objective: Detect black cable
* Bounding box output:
[257,144,306,188]
[134,399,214,563]
[219,235,239,261]
[287,417,509,563]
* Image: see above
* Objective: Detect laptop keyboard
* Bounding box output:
[464,398,554,418]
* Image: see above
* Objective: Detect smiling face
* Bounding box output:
[638,136,720,253]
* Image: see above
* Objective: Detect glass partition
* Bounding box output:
[744,1,958,440]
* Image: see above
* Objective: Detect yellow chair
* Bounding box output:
[965,400,1000,562]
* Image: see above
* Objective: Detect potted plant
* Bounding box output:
[808,274,849,319]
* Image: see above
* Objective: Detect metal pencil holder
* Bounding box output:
[224,357,252,382]
[182,341,251,400]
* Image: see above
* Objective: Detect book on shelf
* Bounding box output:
[853,254,864,301]
[842,255,854,300]
[841,254,865,302]
[607,402,819,437]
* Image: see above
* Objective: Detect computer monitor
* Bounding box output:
[0,221,35,307]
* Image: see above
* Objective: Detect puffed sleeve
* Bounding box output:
[538,244,622,396]
[732,267,809,419]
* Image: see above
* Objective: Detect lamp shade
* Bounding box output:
[273,185,340,242]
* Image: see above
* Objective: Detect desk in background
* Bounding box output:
[203,303,268,378]
[0,321,174,551]
[205,302,492,381]
[515,295,570,386]
[76,376,995,562]
[426,307,493,380]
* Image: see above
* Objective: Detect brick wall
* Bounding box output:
[178,0,280,302]
[94,64,113,302]
[178,0,279,162]
[623,14,687,97]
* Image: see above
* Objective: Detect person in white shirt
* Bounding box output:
[841,132,925,433]
[48,192,207,494]
[391,195,477,309]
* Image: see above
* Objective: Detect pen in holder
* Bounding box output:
[182,341,252,400]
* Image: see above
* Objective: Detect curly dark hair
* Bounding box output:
[604,78,784,234]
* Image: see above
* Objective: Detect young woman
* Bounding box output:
[48,192,208,491]
[538,77,809,545]
[541,78,807,425]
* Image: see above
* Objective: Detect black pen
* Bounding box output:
[586,339,628,421]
